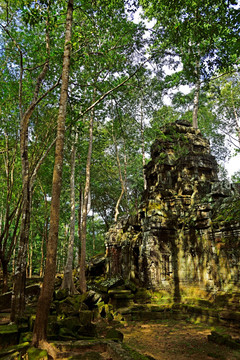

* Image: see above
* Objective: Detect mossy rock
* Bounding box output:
[122,343,155,360]
[58,327,76,340]
[47,315,60,336]
[208,331,240,350]
[57,316,81,333]
[82,352,103,360]
[17,317,29,333]
[219,310,240,322]
[29,314,36,331]
[19,331,33,343]
[0,324,19,348]
[55,300,78,316]
[54,288,69,301]
[25,284,41,297]
[196,299,214,308]
[106,328,123,342]
[78,323,97,338]
[56,294,88,315]
[97,277,124,293]
[70,352,103,360]
[134,288,152,303]
[97,304,114,321]
[26,346,48,359]
[124,280,137,293]
[0,341,29,359]
[84,290,103,310]
[214,294,229,307]
[79,310,93,325]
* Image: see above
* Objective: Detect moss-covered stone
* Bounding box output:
[134,288,152,304]
[79,310,93,325]
[19,331,33,343]
[106,328,123,342]
[25,284,41,297]
[26,346,48,359]
[29,314,36,331]
[124,280,137,293]
[122,343,156,360]
[78,323,97,338]
[208,331,240,350]
[47,315,60,336]
[57,316,81,333]
[97,277,124,293]
[0,341,29,359]
[0,324,19,348]
[58,327,76,340]
[97,303,114,321]
[54,288,69,301]
[81,351,103,360]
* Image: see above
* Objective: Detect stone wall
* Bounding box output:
[105,121,240,297]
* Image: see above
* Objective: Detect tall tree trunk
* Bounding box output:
[192,76,200,129]
[123,141,129,215]
[0,198,21,294]
[1,260,8,294]
[28,230,33,279]
[39,232,45,278]
[140,96,147,190]
[38,182,49,278]
[10,13,51,322]
[231,89,240,144]
[79,91,95,293]
[92,209,95,253]
[10,166,30,321]
[32,0,73,346]
[61,131,78,294]
[112,125,125,223]
[78,184,83,265]
[192,48,200,129]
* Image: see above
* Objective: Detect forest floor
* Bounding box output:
[121,319,240,360]
[1,306,240,359]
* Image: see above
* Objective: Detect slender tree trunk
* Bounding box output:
[79,91,95,293]
[192,47,200,129]
[61,131,78,294]
[92,209,95,253]
[78,184,83,265]
[140,96,147,190]
[231,89,240,143]
[0,203,21,294]
[10,172,30,321]
[10,14,51,322]
[112,125,125,223]
[1,260,8,294]
[39,233,45,278]
[38,181,49,278]
[123,142,129,215]
[28,230,33,279]
[12,248,15,276]
[192,77,200,129]
[32,0,73,346]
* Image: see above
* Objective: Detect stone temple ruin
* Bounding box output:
[105,120,240,299]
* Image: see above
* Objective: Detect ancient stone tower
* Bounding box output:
[105,121,240,296]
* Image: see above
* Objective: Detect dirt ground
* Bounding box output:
[121,319,240,360]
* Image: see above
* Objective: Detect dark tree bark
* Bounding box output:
[32,0,73,346]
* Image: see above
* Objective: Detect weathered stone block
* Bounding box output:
[0,324,19,348]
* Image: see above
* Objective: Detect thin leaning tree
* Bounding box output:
[32,0,74,347]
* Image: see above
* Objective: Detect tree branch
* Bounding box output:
[80,57,150,117]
